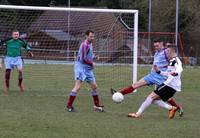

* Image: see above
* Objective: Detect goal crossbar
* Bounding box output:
[0,5,138,13]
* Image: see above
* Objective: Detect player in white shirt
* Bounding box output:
[128,45,183,119]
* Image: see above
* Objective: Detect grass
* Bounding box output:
[0,64,199,138]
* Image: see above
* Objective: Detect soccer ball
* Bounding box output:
[112,92,124,103]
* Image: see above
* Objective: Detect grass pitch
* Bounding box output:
[0,64,199,138]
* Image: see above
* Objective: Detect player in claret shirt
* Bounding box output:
[0,30,33,95]
[65,30,104,112]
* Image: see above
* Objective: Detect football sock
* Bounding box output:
[167,98,180,109]
[120,86,134,95]
[18,71,23,86]
[91,90,100,107]
[136,96,153,116]
[67,91,77,108]
[153,100,172,110]
[5,69,11,88]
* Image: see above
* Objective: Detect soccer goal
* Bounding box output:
[0,5,138,93]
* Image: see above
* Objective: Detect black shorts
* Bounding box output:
[154,84,176,101]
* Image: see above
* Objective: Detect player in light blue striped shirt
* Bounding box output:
[112,39,169,95]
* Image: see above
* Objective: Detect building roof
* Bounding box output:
[29,10,126,36]
[41,30,76,41]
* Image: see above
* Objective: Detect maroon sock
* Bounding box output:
[91,90,100,107]
[5,69,11,88]
[168,98,180,109]
[67,91,77,108]
[18,71,23,86]
[120,86,134,95]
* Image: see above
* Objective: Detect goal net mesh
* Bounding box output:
[0,7,137,94]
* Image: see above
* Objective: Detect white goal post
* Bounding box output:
[0,5,138,88]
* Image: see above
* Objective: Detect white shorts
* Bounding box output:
[4,56,23,70]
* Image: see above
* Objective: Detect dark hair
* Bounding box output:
[85,30,94,36]
[153,38,163,43]
[12,29,19,33]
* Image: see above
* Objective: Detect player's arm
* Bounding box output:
[0,38,12,47]
[0,40,5,69]
[158,70,170,77]
[153,65,169,76]
[20,38,33,57]
[0,38,12,68]
[171,57,183,76]
[160,71,170,76]
[0,38,10,69]
[0,39,6,46]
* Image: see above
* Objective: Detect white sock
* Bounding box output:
[136,96,153,116]
[153,100,172,110]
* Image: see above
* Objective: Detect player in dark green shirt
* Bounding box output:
[1,30,33,95]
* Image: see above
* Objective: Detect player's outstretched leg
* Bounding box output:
[120,79,147,95]
[110,86,134,96]
[119,86,135,95]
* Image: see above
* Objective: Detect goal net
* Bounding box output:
[0,5,138,94]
